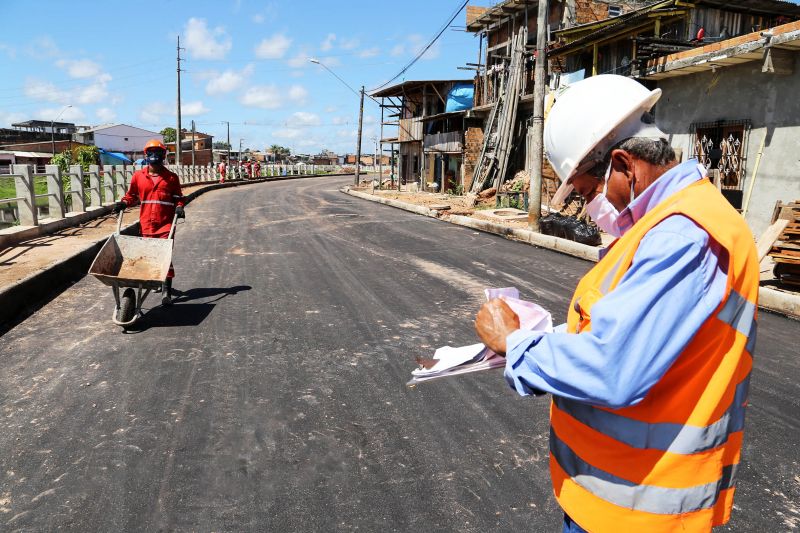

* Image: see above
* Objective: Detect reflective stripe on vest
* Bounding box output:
[718,289,758,356]
[553,373,749,455]
[141,200,175,206]
[551,430,738,515]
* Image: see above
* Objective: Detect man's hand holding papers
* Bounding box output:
[407,288,552,386]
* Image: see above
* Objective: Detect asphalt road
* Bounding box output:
[1,175,798,532]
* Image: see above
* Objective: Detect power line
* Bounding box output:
[370,0,468,92]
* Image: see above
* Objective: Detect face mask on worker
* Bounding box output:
[585,162,622,237]
[146,149,166,167]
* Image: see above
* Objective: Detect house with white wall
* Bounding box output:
[74,124,162,159]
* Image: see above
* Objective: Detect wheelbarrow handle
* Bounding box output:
[116,209,124,235]
[168,213,179,241]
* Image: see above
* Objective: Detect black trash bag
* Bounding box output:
[571,220,602,246]
[539,214,601,246]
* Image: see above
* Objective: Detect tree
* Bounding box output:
[213,141,231,150]
[160,127,176,143]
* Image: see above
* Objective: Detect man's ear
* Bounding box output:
[610,149,635,183]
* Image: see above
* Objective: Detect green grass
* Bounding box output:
[0,175,50,209]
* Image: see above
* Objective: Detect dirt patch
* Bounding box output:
[354,188,495,217]
[116,257,162,281]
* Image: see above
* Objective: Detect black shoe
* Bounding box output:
[161,279,173,306]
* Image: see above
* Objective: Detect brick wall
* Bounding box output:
[463,126,485,192]
[575,0,609,25]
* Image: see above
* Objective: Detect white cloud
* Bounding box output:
[0,110,27,127]
[75,82,109,105]
[255,34,291,59]
[288,85,308,104]
[181,101,210,116]
[0,43,16,59]
[26,36,61,59]
[359,47,380,59]
[291,112,321,126]
[205,64,254,95]
[390,34,439,60]
[320,33,336,51]
[139,109,161,125]
[184,18,232,60]
[23,74,111,107]
[339,37,360,50]
[324,106,337,113]
[273,128,304,139]
[287,51,311,69]
[240,85,283,109]
[34,106,85,122]
[24,79,68,103]
[331,116,348,125]
[96,107,116,123]
[253,13,265,24]
[56,58,102,79]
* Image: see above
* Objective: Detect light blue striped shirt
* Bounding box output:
[505,160,729,408]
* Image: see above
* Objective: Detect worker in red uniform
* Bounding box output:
[252,160,261,179]
[242,158,252,180]
[218,160,227,183]
[114,139,185,305]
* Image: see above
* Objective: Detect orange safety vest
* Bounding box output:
[553,179,759,532]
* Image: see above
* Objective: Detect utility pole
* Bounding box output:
[191,120,196,166]
[528,0,548,231]
[355,85,365,186]
[176,36,184,166]
[224,121,230,164]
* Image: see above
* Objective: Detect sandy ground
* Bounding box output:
[0,183,207,288]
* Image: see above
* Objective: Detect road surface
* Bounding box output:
[1,175,798,531]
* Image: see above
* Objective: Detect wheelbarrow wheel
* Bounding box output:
[118,288,136,326]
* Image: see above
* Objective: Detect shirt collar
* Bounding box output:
[615,159,706,235]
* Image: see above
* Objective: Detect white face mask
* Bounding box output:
[585,163,623,238]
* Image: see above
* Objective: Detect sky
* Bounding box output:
[0,0,481,155]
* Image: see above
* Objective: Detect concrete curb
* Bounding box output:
[0,173,347,329]
[343,187,600,262]
[341,187,800,320]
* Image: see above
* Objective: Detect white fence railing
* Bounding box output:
[0,163,348,229]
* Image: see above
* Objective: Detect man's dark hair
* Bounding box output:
[587,114,677,178]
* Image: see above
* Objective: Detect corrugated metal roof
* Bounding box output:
[0,150,55,158]
[371,79,473,98]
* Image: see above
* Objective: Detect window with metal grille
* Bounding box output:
[690,119,751,208]
[608,5,623,17]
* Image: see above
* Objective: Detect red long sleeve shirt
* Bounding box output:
[121,166,184,237]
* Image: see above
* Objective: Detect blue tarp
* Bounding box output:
[445,82,474,112]
[99,149,133,165]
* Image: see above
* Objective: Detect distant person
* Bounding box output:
[114,139,185,305]
[243,159,252,180]
[218,161,227,183]
[253,160,261,179]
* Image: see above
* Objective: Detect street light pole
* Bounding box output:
[309,58,378,187]
[355,86,364,186]
[528,0,549,231]
[51,105,72,156]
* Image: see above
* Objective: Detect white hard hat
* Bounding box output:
[545,75,666,207]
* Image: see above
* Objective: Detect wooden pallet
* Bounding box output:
[768,201,800,286]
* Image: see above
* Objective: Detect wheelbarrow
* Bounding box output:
[89,210,178,329]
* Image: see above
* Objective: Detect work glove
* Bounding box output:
[113,201,126,213]
[176,205,186,219]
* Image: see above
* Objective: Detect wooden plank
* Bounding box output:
[757,219,790,261]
